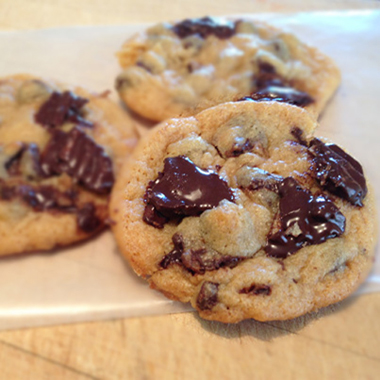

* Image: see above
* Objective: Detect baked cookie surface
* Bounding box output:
[110,101,376,323]
[0,74,138,256]
[116,16,340,122]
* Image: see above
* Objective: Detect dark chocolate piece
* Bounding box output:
[181,249,242,274]
[159,233,184,269]
[159,233,243,273]
[35,91,93,128]
[18,185,63,211]
[241,61,314,107]
[40,127,114,194]
[196,281,219,311]
[0,183,76,212]
[239,284,272,296]
[5,184,80,212]
[172,17,236,39]
[0,182,17,200]
[224,139,254,158]
[4,146,26,175]
[0,180,101,233]
[254,62,286,90]
[239,86,313,108]
[76,203,102,233]
[5,144,42,178]
[143,203,168,229]
[309,138,367,207]
[143,177,168,228]
[291,127,308,146]
[265,177,345,258]
[144,156,233,227]
[244,168,282,192]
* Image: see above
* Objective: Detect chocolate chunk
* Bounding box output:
[5,144,43,178]
[143,177,168,228]
[180,248,207,273]
[18,185,62,211]
[172,17,236,39]
[40,129,68,176]
[0,180,101,233]
[241,167,282,192]
[254,62,286,89]
[240,86,314,108]
[181,249,242,274]
[143,203,168,229]
[257,62,276,74]
[143,156,233,227]
[196,281,219,311]
[224,139,254,158]
[291,127,308,146]
[4,145,25,175]
[40,127,114,194]
[239,284,272,296]
[76,203,102,233]
[35,91,93,128]
[309,139,367,207]
[159,233,184,269]
[0,182,17,200]
[4,184,77,212]
[265,177,346,258]
[242,62,314,107]
[21,144,43,178]
[160,233,243,273]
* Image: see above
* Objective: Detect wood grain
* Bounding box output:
[0,294,379,379]
[0,1,379,379]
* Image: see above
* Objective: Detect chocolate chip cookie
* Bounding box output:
[116,16,340,121]
[110,101,376,323]
[0,74,138,256]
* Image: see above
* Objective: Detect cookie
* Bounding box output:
[0,74,138,256]
[115,16,340,122]
[110,101,376,323]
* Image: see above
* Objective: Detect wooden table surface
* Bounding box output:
[1,1,380,379]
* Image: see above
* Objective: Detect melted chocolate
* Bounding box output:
[35,91,93,128]
[172,17,236,39]
[240,62,314,107]
[40,127,114,194]
[309,139,367,207]
[239,86,313,107]
[265,177,345,258]
[144,156,233,227]
[196,281,219,310]
[239,284,272,296]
